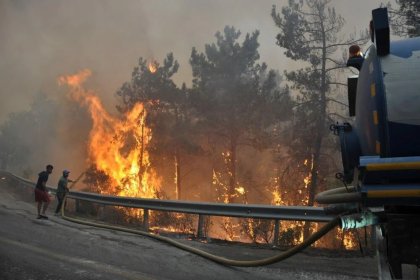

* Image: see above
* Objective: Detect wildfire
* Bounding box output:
[235,186,245,195]
[148,60,158,73]
[337,228,358,250]
[271,176,284,206]
[58,69,160,198]
[57,70,357,250]
[342,232,356,249]
[303,157,312,190]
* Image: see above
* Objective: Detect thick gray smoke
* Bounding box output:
[0,0,385,120]
[0,0,384,184]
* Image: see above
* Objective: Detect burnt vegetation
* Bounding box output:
[0,0,412,247]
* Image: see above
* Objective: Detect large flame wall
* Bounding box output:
[58,69,160,198]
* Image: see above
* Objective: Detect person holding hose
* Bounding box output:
[55,169,73,215]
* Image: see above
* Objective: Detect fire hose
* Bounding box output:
[314,187,381,230]
[6,169,348,266]
[314,186,362,204]
[59,195,341,267]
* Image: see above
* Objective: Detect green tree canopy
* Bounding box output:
[116,53,200,199]
[389,0,420,38]
[190,26,292,202]
[272,0,367,239]
[117,53,180,111]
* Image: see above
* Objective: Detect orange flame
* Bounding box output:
[235,186,245,195]
[148,61,158,73]
[58,69,160,198]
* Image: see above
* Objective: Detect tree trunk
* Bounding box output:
[303,11,328,240]
[174,149,181,200]
[303,131,323,239]
[228,135,237,203]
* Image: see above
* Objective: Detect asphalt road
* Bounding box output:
[0,173,378,280]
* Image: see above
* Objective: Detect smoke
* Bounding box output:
[1,0,152,120]
[0,0,385,184]
[0,0,386,119]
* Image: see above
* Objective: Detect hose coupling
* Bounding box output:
[341,211,379,230]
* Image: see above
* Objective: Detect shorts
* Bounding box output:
[35,188,50,203]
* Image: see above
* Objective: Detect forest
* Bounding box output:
[0,0,418,246]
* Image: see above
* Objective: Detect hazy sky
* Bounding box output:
[0,0,386,122]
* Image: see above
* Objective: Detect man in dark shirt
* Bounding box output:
[35,164,53,219]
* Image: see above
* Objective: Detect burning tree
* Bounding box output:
[58,69,161,199]
[271,0,368,242]
[117,54,201,200]
[190,26,292,204]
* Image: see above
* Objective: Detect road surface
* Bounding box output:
[0,173,377,280]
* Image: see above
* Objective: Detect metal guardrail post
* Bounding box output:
[143,209,149,231]
[75,199,80,213]
[197,214,205,238]
[273,220,280,246]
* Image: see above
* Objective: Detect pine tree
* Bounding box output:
[190,26,292,203]
[389,0,420,37]
[272,0,367,238]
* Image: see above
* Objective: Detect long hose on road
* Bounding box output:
[60,199,341,267]
[4,170,342,268]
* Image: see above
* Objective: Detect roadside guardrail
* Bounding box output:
[4,171,333,244]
